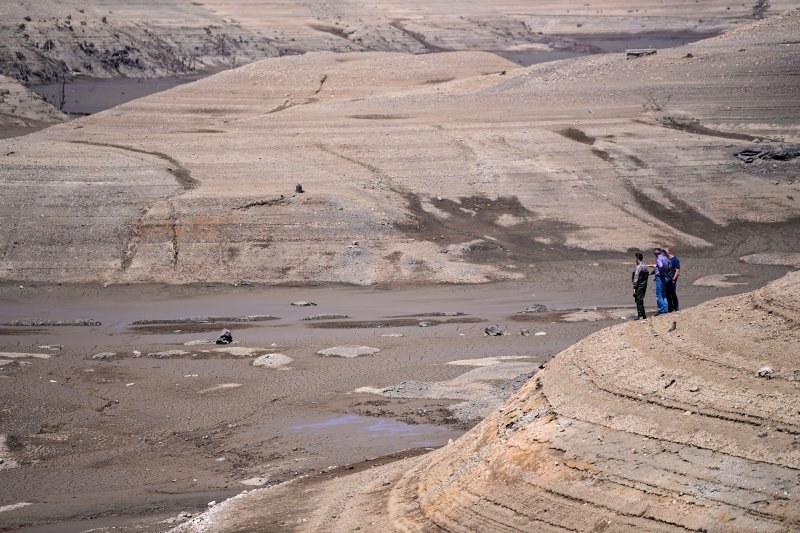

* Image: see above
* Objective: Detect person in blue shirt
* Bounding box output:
[664,247,681,312]
[651,248,670,315]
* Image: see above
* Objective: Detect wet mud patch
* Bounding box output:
[128,323,259,334]
[625,183,800,256]
[395,193,594,263]
[0,328,46,335]
[305,317,484,329]
[507,311,568,323]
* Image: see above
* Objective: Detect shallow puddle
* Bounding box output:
[289,414,452,448]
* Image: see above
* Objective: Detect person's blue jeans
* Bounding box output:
[655,276,669,314]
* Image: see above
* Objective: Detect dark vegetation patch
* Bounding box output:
[659,116,760,141]
[395,193,594,263]
[420,78,455,85]
[591,148,613,162]
[558,127,595,145]
[5,434,24,451]
[625,183,800,257]
[309,24,350,40]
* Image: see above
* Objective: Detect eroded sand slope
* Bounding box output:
[1,10,798,285]
[184,270,800,532]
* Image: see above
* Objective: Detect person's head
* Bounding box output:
[653,247,662,257]
[635,252,643,263]
[663,246,672,256]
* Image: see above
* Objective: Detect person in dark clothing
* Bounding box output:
[664,247,681,312]
[632,252,649,320]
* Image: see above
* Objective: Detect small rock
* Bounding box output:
[534,331,547,336]
[758,366,774,379]
[90,352,115,360]
[521,304,547,313]
[757,431,768,438]
[485,325,504,336]
[215,328,233,345]
[291,301,317,307]
[419,321,434,327]
[295,183,304,193]
[132,350,142,358]
[521,329,531,336]
[382,479,391,486]
[689,386,700,392]
[664,378,676,389]
[208,501,217,507]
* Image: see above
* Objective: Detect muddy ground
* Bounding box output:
[0,257,791,532]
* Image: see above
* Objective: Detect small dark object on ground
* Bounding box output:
[626,48,656,59]
[684,53,694,58]
[736,144,800,163]
[215,328,233,344]
[520,304,547,314]
[296,184,304,193]
[485,324,504,336]
[521,329,531,336]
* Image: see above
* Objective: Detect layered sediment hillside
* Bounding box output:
[1,0,796,84]
[184,270,800,532]
[0,74,66,133]
[1,10,798,285]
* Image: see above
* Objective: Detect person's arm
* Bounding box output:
[672,266,680,282]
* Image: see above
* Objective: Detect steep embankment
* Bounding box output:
[0,10,798,285]
[181,270,800,532]
[0,74,66,136]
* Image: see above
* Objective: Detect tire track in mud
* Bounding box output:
[68,140,198,271]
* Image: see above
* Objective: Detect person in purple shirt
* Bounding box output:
[664,247,681,312]
[651,247,670,315]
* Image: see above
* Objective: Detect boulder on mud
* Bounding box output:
[215,328,233,344]
[485,325,504,336]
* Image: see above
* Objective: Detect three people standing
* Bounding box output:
[632,247,681,318]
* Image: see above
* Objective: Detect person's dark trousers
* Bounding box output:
[667,280,679,312]
[635,279,648,318]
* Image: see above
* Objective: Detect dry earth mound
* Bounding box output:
[182,270,800,532]
[1,11,799,285]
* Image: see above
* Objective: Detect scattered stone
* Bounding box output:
[669,321,677,332]
[252,354,293,368]
[317,345,380,358]
[419,321,434,327]
[689,386,700,392]
[296,183,304,193]
[215,328,233,344]
[521,329,531,336]
[534,331,547,336]
[520,304,547,313]
[757,430,768,438]
[382,479,391,486]
[1,319,100,327]
[90,352,115,360]
[0,352,51,360]
[208,501,217,508]
[132,350,141,358]
[758,366,774,379]
[291,301,317,306]
[485,325,504,336]
[184,339,216,346]
[147,350,189,358]
[303,314,350,321]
